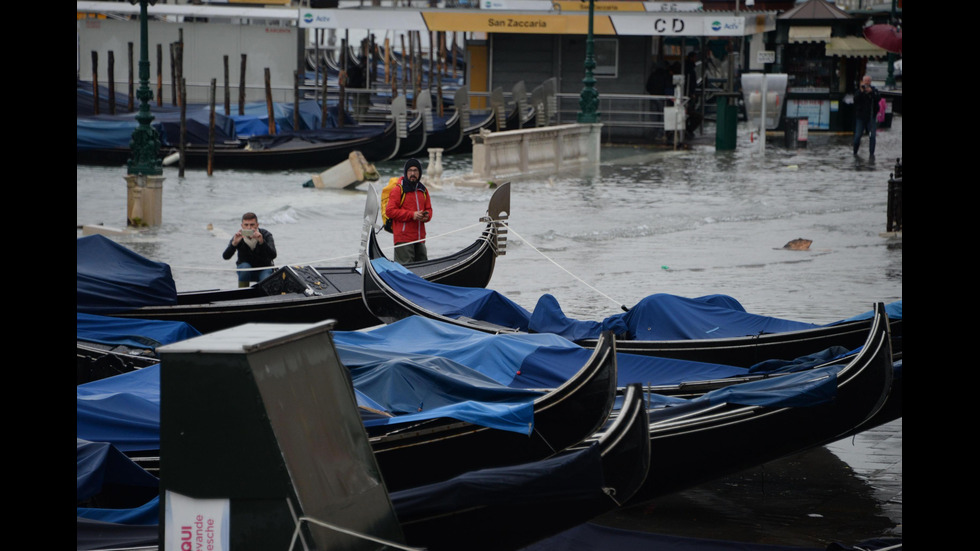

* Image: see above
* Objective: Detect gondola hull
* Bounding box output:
[629,302,894,502]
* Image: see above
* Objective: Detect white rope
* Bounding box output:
[507,225,627,311]
[289,516,425,551]
[167,221,487,275]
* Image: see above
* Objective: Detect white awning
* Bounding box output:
[789,26,831,43]
[825,36,888,58]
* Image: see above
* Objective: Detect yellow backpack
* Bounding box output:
[380,177,428,233]
[380,177,401,233]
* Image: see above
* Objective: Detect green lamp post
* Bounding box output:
[124,0,164,227]
[577,0,599,123]
[127,0,162,177]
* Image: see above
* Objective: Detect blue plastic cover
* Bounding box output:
[349,354,542,434]
[77,365,162,452]
[532,293,821,341]
[77,439,159,525]
[77,235,178,313]
[77,313,201,350]
[836,300,902,323]
[371,258,865,342]
[334,316,749,390]
[373,258,534,330]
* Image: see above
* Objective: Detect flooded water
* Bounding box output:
[76,115,902,546]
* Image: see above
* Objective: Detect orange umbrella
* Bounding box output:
[863,24,902,55]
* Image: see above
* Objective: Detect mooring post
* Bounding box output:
[886,158,902,233]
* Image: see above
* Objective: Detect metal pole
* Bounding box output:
[577,0,599,123]
[127,0,162,177]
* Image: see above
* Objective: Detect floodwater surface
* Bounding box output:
[77,115,902,546]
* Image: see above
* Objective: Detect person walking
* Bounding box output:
[222,212,277,287]
[384,158,432,264]
[853,74,880,158]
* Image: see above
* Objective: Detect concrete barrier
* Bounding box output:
[452,123,601,187]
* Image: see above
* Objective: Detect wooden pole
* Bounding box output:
[387,38,397,99]
[438,32,444,117]
[293,69,300,130]
[176,31,184,107]
[108,51,116,115]
[239,54,247,116]
[156,44,163,107]
[179,77,187,177]
[264,68,275,135]
[401,34,408,100]
[223,55,230,115]
[209,78,216,176]
[128,42,135,112]
[169,43,177,106]
[91,51,99,115]
[429,30,434,103]
[338,38,347,129]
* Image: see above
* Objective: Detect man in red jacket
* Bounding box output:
[385,158,433,264]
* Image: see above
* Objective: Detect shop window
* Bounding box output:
[784,43,835,93]
[594,39,618,77]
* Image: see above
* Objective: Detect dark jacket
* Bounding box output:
[854,86,881,124]
[222,228,277,267]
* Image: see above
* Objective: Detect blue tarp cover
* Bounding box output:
[371,258,902,342]
[77,439,159,525]
[77,313,201,350]
[77,235,177,313]
[77,365,162,452]
[334,316,749,390]
[373,258,533,330]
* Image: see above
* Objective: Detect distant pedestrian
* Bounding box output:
[222,212,277,287]
[853,75,881,158]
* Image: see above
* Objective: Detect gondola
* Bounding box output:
[392,383,650,551]
[360,245,902,366]
[415,86,467,155]
[623,302,894,502]
[77,182,510,334]
[76,94,410,171]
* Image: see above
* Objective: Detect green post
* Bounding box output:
[125,0,164,227]
[716,95,737,150]
[127,0,162,177]
[577,0,599,123]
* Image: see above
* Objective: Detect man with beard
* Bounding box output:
[384,158,433,264]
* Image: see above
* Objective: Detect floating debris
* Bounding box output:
[782,238,812,250]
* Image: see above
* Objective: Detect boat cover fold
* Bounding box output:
[334,316,749,389]
[77,439,159,504]
[78,312,201,350]
[372,258,533,330]
[349,354,541,434]
[77,235,178,312]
